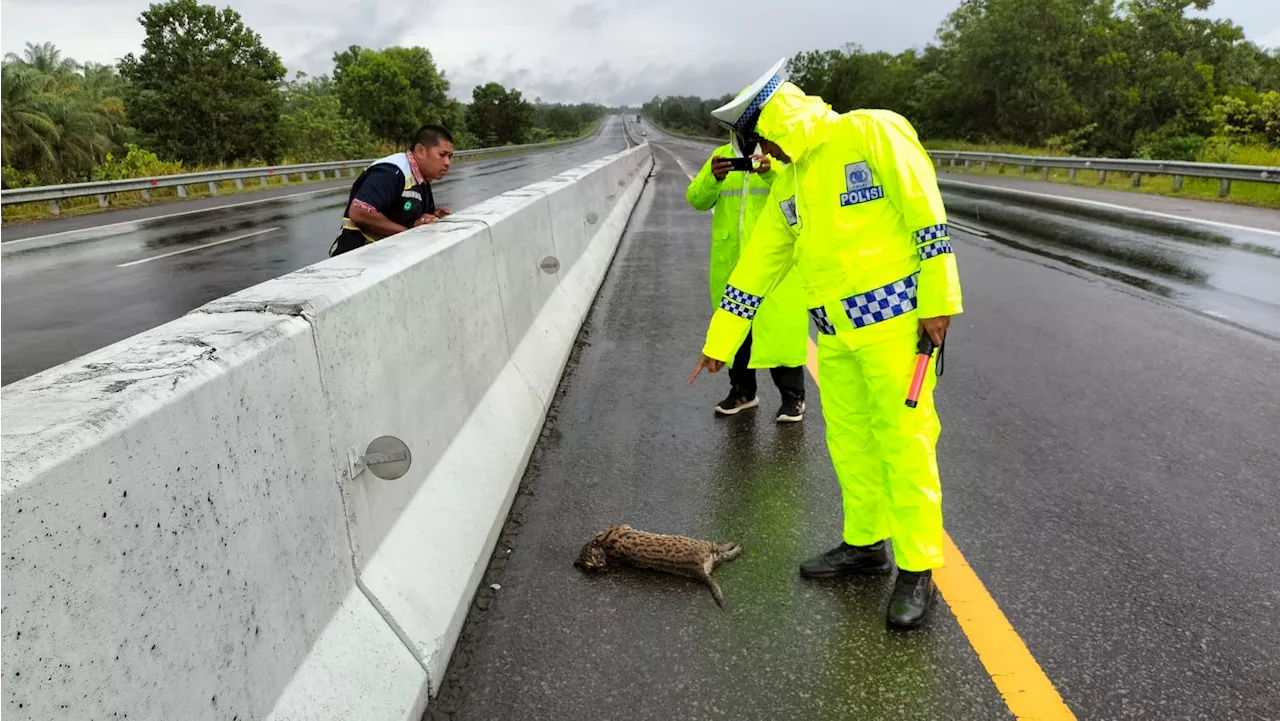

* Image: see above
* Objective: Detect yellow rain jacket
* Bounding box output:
[702,83,963,361]
[686,138,808,369]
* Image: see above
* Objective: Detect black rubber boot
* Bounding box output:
[886,569,937,630]
[798,541,892,578]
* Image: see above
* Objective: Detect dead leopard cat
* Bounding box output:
[574,524,743,608]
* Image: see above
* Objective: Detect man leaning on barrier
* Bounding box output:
[329,124,456,257]
[688,59,964,630]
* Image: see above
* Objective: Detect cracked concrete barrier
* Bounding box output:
[1,143,653,720]
[0,312,426,721]
[198,144,655,693]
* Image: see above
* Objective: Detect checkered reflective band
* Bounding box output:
[736,75,782,132]
[918,239,953,260]
[913,224,949,244]
[723,285,762,309]
[809,306,837,335]
[719,284,762,319]
[719,296,757,319]
[839,273,920,329]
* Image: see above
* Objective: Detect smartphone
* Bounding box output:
[723,156,754,172]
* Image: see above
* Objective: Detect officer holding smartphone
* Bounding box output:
[686,131,809,422]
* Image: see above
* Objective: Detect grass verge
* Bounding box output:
[926,140,1280,210]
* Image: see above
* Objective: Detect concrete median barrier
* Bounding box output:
[1,143,654,720]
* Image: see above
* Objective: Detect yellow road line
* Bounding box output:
[668,153,1074,718]
[803,341,1075,720]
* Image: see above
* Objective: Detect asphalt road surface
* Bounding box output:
[427,124,1280,720]
[0,117,629,385]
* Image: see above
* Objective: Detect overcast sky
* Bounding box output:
[4,0,1279,106]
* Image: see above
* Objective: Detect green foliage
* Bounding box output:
[2,43,127,183]
[3,14,608,194]
[648,0,1279,163]
[466,82,535,145]
[640,95,733,139]
[279,72,381,162]
[90,143,185,181]
[532,102,608,139]
[2,165,40,189]
[118,0,286,166]
[333,45,462,144]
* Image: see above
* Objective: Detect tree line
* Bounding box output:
[644,0,1280,161]
[1,0,606,188]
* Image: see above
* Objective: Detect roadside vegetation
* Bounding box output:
[642,0,1280,207]
[1,0,607,223]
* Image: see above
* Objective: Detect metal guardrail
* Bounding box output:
[928,150,1279,197]
[640,120,1278,198]
[1,125,607,213]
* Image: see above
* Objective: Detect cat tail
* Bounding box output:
[703,573,726,609]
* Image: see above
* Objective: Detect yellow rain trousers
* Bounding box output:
[701,83,963,572]
[686,137,808,369]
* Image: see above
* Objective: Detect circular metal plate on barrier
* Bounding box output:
[364,435,412,480]
[540,256,561,274]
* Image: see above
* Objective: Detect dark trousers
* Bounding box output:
[329,229,368,257]
[729,330,805,399]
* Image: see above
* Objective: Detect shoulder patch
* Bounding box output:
[839,161,885,207]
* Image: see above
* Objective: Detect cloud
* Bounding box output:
[4,0,1279,106]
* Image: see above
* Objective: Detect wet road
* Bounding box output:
[0,117,629,385]
[428,126,1280,719]
[936,174,1280,341]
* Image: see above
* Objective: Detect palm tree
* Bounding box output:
[4,41,80,77]
[1,62,61,173]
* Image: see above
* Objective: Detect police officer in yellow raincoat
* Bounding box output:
[688,59,964,629]
[686,131,809,422]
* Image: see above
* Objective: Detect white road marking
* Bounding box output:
[4,189,342,247]
[117,227,281,268]
[941,178,1280,238]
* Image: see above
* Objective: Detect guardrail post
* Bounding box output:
[1068,168,1078,183]
[1041,167,1050,181]
[301,171,309,182]
[998,163,1005,174]
[207,181,219,196]
[981,161,988,172]
[48,200,61,215]
[141,189,151,201]
[1097,170,1107,184]
[1219,178,1231,197]
[949,158,957,168]
[281,174,290,185]
[962,159,970,168]
[97,194,109,208]
[178,185,188,198]
[260,177,269,187]
[1130,173,1141,188]
[1173,175,1184,191]
[235,179,244,191]
[1018,165,1027,176]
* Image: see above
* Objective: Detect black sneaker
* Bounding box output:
[887,569,938,630]
[776,394,805,423]
[714,387,758,415]
[798,541,892,578]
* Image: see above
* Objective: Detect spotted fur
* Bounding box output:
[574,524,743,608]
